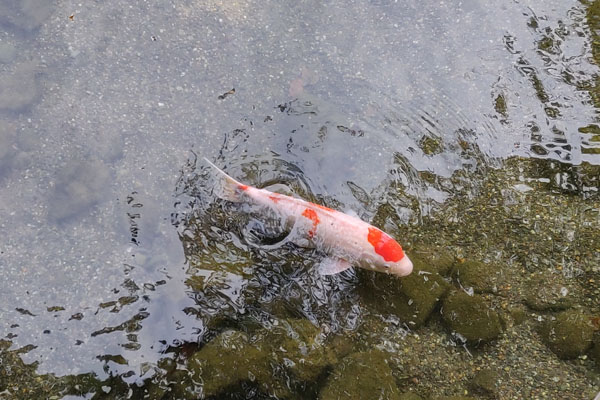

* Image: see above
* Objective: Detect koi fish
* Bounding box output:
[204,158,413,277]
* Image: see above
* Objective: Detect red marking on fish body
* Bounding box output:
[302,208,320,238]
[367,227,404,262]
[269,194,281,203]
[239,184,249,191]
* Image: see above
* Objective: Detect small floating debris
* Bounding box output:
[218,88,235,100]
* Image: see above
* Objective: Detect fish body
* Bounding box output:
[205,158,413,277]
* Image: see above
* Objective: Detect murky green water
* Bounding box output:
[0,0,599,399]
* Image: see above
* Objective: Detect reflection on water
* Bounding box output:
[0,0,599,398]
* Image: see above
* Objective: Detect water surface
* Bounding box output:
[0,0,599,398]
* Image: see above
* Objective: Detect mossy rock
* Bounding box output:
[399,392,424,400]
[267,318,337,382]
[188,330,281,397]
[590,334,600,367]
[441,291,502,342]
[538,310,594,359]
[507,305,527,326]
[434,397,478,400]
[523,274,574,311]
[358,266,451,328]
[452,260,500,293]
[469,369,499,397]
[319,349,401,400]
[409,249,456,276]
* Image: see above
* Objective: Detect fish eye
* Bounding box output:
[384,264,390,269]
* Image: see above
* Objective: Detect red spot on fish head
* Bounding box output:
[367,227,404,262]
[301,208,320,238]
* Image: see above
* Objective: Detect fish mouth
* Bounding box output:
[391,255,413,277]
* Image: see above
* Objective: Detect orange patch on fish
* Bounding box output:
[302,208,320,238]
[269,194,281,203]
[239,184,249,191]
[367,227,404,262]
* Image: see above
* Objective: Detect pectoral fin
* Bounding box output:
[318,258,353,275]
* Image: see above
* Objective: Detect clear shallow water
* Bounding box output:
[0,0,599,398]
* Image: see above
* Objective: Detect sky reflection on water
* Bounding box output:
[0,0,598,391]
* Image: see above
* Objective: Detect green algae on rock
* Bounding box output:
[452,259,501,294]
[590,335,600,368]
[320,349,401,400]
[433,397,478,400]
[410,249,456,276]
[523,274,574,311]
[188,329,279,398]
[399,392,424,400]
[358,262,451,328]
[441,290,502,342]
[268,318,337,383]
[469,368,500,398]
[0,339,102,399]
[187,318,337,398]
[538,310,595,359]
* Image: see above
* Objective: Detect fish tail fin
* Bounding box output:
[203,157,246,202]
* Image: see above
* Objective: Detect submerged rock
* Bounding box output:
[0,61,39,112]
[187,319,337,398]
[399,392,424,400]
[469,369,500,397]
[538,310,594,359]
[188,329,279,398]
[441,290,502,342]
[0,0,54,32]
[320,349,401,400]
[47,159,112,223]
[358,265,450,328]
[590,334,600,367]
[0,122,16,173]
[269,318,337,383]
[523,274,574,311]
[410,249,455,276]
[452,259,500,293]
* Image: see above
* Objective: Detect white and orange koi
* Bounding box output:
[205,158,413,277]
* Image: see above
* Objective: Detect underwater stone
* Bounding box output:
[47,159,111,223]
[590,335,600,367]
[0,42,17,64]
[399,392,423,400]
[441,290,502,342]
[538,310,594,359]
[507,305,527,326]
[523,275,574,311]
[188,330,275,397]
[469,369,499,397]
[410,249,455,276]
[187,319,335,398]
[452,260,499,293]
[358,265,450,328]
[319,349,401,400]
[0,122,16,172]
[0,61,39,112]
[266,318,337,383]
[166,369,200,400]
[0,0,54,32]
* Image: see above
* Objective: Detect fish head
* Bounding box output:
[366,227,413,277]
[387,255,413,277]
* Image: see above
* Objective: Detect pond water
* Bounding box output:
[0,0,599,399]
